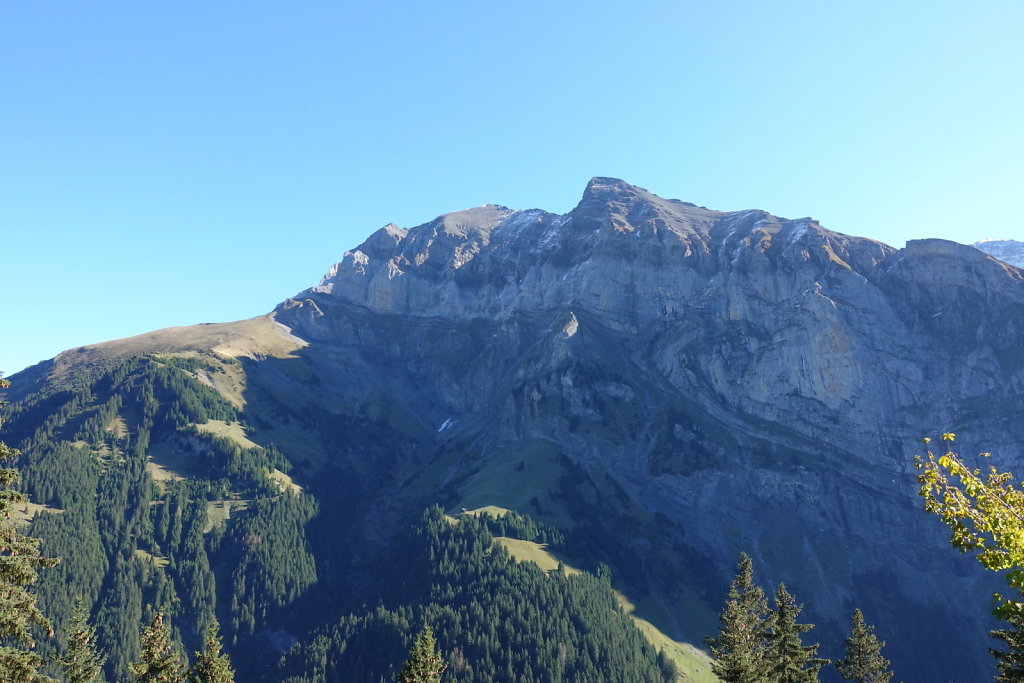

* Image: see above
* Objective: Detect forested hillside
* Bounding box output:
[3,354,688,681]
[277,507,675,682]
[7,354,313,680]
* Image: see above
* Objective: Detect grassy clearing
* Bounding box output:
[105,416,128,439]
[210,360,248,408]
[146,441,194,488]
[195,419,259,449]
[246,422,327,469]
[205,499,250,533]
[461,505,510,519]
[134,549,170,568]
[617,593,718,683]
[146,459,186,486]
[8,502,63,526]
[494,537,581,576]
[455,441,575,528]
[269,468,302,494]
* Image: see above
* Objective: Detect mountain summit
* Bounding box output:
[285,178,893,324]
[9,179,1024,681]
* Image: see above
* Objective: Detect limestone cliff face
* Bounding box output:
[280,177,1024,467]
[272,178,1024,680]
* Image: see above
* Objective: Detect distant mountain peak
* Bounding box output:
[581,176,643,196]
[973,239,1024,268]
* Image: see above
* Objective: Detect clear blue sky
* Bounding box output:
[3,1,1022,375]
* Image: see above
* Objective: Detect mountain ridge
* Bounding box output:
[9,178,1024,681]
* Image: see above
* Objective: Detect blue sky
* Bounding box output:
[2,1,1022,375]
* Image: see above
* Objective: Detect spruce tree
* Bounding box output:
[765,583,827,682]
[398,624,446,683]
[834,608,892,683]
[189,620,234,683]
[990,613,1024,682]
[57,596,106,683]
[129,611,183,683]
[706,553,770,683]
[0,375,59,682]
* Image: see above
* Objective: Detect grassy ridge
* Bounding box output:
[481,505,718,683]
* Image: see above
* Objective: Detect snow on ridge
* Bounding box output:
[787,218,816,246]
[493,209,543,242]
[534,214,570,253]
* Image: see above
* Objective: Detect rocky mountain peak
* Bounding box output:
[288,179,898,329]
[358,223,408,258]
[572,176,653,215]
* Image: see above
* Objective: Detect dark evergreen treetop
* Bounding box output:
[0,375,59,682]
[129,611,184,683]
[706,553,770,683]
[835,608,893,683]
[398,624,446,683]
[57,595,106,683]
[189,620,235,683]
[766,583,827,683]
[991,612,1024,683]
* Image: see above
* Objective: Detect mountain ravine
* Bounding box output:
[9,177,1024,681]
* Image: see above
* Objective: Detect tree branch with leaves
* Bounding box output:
[915,432,1024,618]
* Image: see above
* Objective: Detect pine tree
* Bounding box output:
[398,624,446,683]
[57,596,106,683]
[990,613,1024,682]
[765,583,827,682]
[0,375,59,682]
[189,620,234,683]
[705,553,770,683]
[129,611,183,683]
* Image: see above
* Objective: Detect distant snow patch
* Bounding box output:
[563,312,579,338]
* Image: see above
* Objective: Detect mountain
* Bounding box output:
[7,178,1024,681]
[975,238,1024,268]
